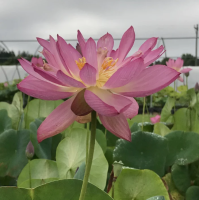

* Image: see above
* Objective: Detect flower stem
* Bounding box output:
[186,76,188,89]
[25,95,30,129]
[142,97,146,131]
[28,159,32,188]
[86,122,90,164]
[79,111,96,200]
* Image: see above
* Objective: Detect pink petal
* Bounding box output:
[112,65,180,97]
[57,70,86,88]
[110,49,119,60]
[33,66,65,86]
[37,37,51,52]
[175,58,184,69]
[84,38,98,70]
[37,36,66,73]
[99,114,131,141]
[17,76,73,100]
[37,96,77,142]
[77,30,86,55]
[31,57,43,67]
[117,26,135,65]
[103,58,144,89]
[84,87,132,116]
[178,76,184,82]
[97,33,114,57]
[180,68,192,73]
[123,97,139,119]
[19,58,48,82]
[97,47,108,71]
[139,37,158,55]
[166,59,175,68]
[57,35,81,77]
[144,45,164,66]
[79,63,97,86]
[71,89,93,116]
[150,115,161,124]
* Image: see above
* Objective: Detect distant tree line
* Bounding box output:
[0,47,199,66]
[0,48,38,65]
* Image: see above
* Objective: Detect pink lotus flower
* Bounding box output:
[166,58,192,82]
[18,26,180,142]
[4,82,8,87]
[150,115,161,124]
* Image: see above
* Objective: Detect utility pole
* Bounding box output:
[194,24,198,66]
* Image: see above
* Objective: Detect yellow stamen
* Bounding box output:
[97,57,118,87]
[75,57,86,70]
[101,57,118,70]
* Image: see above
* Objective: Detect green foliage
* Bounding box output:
[186,186,199,200]
[56,128,108,190]
[17,159,59,188]
[95,129,107,153]
[0,102,22,129]
[153,122,171,136]
[24,99,63,128]
[171,164,191,193]
[113,131,168,176]
[162,173,184,200]
[0,179,113,200]
[0,129,30,177]
[165,131,199,166]
[114,168,170,200]
[160,97,175,122]
[0,110,12,134]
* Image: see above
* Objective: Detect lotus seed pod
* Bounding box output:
[184,72,189,77]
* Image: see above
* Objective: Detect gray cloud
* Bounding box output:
[0,0,199,58]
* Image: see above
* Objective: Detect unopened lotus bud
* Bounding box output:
[113,161,123,178]
[184,72,189,77]
[195,82,199,94]
[25,141,34,159]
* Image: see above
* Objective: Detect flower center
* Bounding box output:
[75,57,86,70]
[97,57,118,87]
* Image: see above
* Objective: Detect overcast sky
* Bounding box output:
[0,0,199,59]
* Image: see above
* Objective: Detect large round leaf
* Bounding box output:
[113,131,168,176]
[165,131,199,166]
[0,109,12,134]
[186,186,199,200]
[154,122,171,136]
[160,97,175,122]
[12,92,23,114]
[0,102,21,129]
[171,108,189,131]
[0,179,113,200]
[24,99,63,127]
[29,118,52,159]
[96,129,107,153]
[114,168,169,200]
[0,129,30,177]
[56,128,108,190]
[0,187,31,200]
[17,159,59,188]
[171,164,190,193]
[162,173,184,200]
